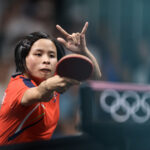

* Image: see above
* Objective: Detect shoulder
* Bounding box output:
[9,73,36,89]
[2,73,36,108]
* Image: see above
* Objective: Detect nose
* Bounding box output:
[43,55,50,64]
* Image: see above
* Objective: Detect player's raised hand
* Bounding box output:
[56,22,88,54]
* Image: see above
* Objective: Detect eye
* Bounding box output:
[35,53,42,57]
[49,53,56,58]
[50,55,55,58]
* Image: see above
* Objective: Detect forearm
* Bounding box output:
[82,48,101,80]
[21,80,54,106]
[21,75,79,106]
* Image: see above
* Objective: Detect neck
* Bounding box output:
[23,73,43,85]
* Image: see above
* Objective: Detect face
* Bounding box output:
[25,39,57,84]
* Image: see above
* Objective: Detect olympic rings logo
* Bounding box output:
[99,89,150,123]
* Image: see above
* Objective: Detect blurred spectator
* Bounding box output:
[0,59,15,104]
[93,21,123,82]
[103,39,122,82]
[1,0,56,60]
[55,85,81,137]
[132,39,150,84]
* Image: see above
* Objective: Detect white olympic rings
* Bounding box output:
[100,89,150,123]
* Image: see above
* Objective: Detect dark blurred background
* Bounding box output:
[1,0,150,140]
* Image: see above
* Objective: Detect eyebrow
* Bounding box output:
[34,49,56,53]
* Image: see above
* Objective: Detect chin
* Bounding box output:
[32,73,54,83]
[43,74,54,80]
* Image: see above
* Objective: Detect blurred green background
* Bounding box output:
[1,0,150,84]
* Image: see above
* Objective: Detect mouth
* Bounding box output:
[40,68,51,73]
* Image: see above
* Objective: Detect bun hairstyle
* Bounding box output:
[14,32,65,73]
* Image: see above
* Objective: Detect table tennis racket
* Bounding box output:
[55,54,93,81]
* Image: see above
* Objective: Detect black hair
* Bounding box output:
[14,31,65,73]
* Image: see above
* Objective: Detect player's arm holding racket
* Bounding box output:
[21,75,79,106]
[56,22,101,80]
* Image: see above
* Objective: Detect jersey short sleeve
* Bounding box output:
[1,74,36,112]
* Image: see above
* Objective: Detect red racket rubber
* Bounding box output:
[56,54,93,81]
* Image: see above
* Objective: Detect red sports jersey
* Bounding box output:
[0,74,60,145]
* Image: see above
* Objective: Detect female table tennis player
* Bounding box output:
[0,22,101,145]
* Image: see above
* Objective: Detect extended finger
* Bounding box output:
[80,34,86,48]
[81,22,88,34]
[56,25,70,37]
[65,77,80,85]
